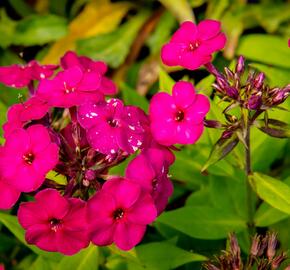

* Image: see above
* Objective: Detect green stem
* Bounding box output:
[244,116,255,235]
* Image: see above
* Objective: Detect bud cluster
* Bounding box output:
[204,233,289,270]
[212,56,290,111]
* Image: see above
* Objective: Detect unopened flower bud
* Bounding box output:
[224,67,234,80]
[272,86,290,105]
[203,119,222,128]
[271,253,287,269]
[85,169,96,181]
[216,76,229,89]
[204,264,220,270]
[253,72,265,89]
[225,86,239,99]
[267,232,277,260]
[235,55,245,74]
[251,235,261,256]
[247,94,262,110]
[222,130,233,139]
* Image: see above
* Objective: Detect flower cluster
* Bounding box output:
[0,19,220,254]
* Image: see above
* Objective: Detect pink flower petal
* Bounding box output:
[99,77,117,95]
[114,222,146,250]
[199,33,227,53]
[176,122,204,144]
[161,43,186,67]
[91,224,115,246]
[197,19,221,40]
[25,224,56,251]
[57,230,89,255]
[4,128,30,156]
[172,81,196,109]
[87,122,119,154]
[127,192,157,224]
[179,51,212,70]
[171,21,197,43]
[34,189,69,219]
[32,143,59,173]
[149,92,176,121]
[78,71,101,91]
[103,178,141,209]
[126,154,155,191]
[185,94,210,124]
[0,180,21,210]
[26,125,51,153]
[60,51,80,69]
[150,120,176,146]
[77,102,105,129]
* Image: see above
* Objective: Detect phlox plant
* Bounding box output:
[0,18,289,270]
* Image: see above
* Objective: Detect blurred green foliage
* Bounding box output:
[0,0,289,269]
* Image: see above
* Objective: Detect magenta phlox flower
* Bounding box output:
[0,125,59,192]
[126,147,174,215]
[37,66,103,108]
[161,20,226,70]
[61,51,117,95]
[3,96,49,138]
[18,189,89,255]
[0,60,57,88]
[149,81,210,145]
[0,147,21,209]
[87,178,157,250]
[77,99,150,154]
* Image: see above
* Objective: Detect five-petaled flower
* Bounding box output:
[149,81,210,146]
[161,20,226,70]
[87,178,157,250]
[0,125,59,192]
[18,189,89,255]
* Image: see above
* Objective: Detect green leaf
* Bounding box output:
[237,35,290,68]
[157,206,247,239]
[0,10,16,48]
[46,170,67,185]
[158,0,195,23]
[77,11,150,68]
[135,241,206,270]
[254,118,290,138]
[0,213,63,261]
[120,83,149,112]
[202,133,239,172]
[209,172,247,219]
[159,67,175,93]
[254,176,290,227]
[250,63,290,87]
[56,245,99,270]
[8,0,35,17]
[250,172,290,215]
[30,256,57,270]
[13,14,68,46]
[147,11,176,55]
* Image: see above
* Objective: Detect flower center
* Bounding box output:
[50,218,62,232]
[107,118,118,128]
[23,153,35,165]
[188,41,200,51]
[113,208,124,220]
[63,82,75,94]
[175,110,185,122]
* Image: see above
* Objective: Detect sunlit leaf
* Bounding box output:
[42,0,131,64]
[135,241,206,270]
[158,0,195,23]
[77,11,150,68]
[56,245,99,270]
[158,206,247,239]
[237,35,290,68]
[250,172,290,215]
